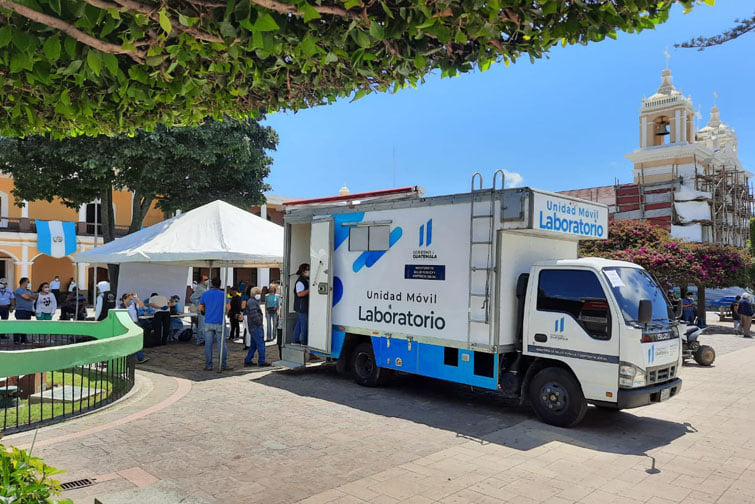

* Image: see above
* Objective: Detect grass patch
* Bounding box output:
[2,364,130,431]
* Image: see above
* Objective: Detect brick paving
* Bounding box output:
[4,316,755,503]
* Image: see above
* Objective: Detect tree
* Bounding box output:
[676,10,755,50]
[0,117,277,290]
[0,0,695,137]
[580,220,750,324]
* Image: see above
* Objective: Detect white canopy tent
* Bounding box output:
[74,199,284,371]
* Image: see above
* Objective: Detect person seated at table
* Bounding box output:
[60,291,87,320]
[120,293,149,363]
[149,292,171,345]
[168,295,185,341]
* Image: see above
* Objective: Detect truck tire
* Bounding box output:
[694,345,715,366]
[351,342,388,387]
[528,367,588,427]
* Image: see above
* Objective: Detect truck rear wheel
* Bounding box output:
[351,342,388,387]
[694,345,715,366]
[528,367,588,427]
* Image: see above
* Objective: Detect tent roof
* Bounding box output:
[74,200,283,267]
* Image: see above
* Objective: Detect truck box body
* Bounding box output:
[280,181,682,426]
[283,187,609,388]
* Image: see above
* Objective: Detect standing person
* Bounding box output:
[244,287,270,367]
[731,295,741,333]
[149,292,171,345]
[228,287,243,341]
[13,277,37,344]
[94,280,116,321]
[241,286,252,348]
[50,275,61,305]
[190,275,209,345]
[35,282,57,320]
[738,293,754,338]
[265,285,280,342]
[0,278,14,338]
[120,293,149,363]
[199,278,232,371]
[681,293,696,325]
[292,263,310,345]
[67,277,77,293]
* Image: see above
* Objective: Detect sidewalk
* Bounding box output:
[4,325,755,503]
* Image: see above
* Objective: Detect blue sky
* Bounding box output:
[262,2,754,199]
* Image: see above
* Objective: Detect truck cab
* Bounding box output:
[517,258,682,426]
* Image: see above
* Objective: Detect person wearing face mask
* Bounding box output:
[35,282,57,320]
[0,278,14,339]
[14,277,37,343]
[244,287,269,367]
[120,293,149,363]
[94,280,117,322]
[264,285,280,343]
[190,274,209,345]
[292,263,310,345]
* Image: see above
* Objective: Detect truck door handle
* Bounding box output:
[317,282,329,294]
[534,333,547,343]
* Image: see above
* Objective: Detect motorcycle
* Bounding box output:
[681,324,716,366]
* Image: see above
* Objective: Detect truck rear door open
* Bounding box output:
[308,218,334,353]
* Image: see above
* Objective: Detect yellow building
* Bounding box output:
[0,174,166,297]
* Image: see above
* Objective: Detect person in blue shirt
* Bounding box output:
[0,278,14,339]
[199,278,232,371]
[738,293,754,338]
[14,277,37,344]
[681,293,697,325]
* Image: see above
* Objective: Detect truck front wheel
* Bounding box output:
[528,368,588,427]
[351,342,388,387]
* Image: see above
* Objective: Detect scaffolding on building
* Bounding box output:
[694,163,754,248]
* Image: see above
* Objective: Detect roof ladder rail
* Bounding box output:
[466,170,503,347]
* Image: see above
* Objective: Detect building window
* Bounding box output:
[349,225,390,252]
[85,203,102,235]
[537,269,611,340]
[0,191,8,228]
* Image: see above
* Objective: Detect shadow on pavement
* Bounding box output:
[135,339,282,382]
[256,363,693,459]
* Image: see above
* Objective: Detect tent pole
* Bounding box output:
[218,264,227,373]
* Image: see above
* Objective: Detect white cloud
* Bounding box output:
[503,169,524,188]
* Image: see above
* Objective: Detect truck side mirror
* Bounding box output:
[674,301,682,319]
[638,299,652,324]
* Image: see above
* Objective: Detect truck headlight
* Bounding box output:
[619,362,646,388]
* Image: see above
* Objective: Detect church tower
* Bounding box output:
[621,69,752,246]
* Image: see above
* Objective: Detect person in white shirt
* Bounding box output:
[35,282,57,320]
[67,278,77,292]
[49,275,62,305]
[120,292,148,363]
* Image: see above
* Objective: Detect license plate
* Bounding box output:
[660,388,671,401]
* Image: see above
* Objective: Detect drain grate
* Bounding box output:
[61,478,96,491]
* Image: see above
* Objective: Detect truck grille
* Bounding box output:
[647,364,676,385]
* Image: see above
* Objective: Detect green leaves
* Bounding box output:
[87,49,102,75]
[253,13,279,32]
[0,0,694,138]
[43,36,61,61]
[158,9,172,34]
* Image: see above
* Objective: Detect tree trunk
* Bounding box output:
[128,192,153,234]
[696,283,706,327]
[100,188,120,294]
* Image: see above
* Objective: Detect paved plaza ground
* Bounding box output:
[5,314,755,503]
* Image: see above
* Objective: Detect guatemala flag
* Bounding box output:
[36,220,78,258]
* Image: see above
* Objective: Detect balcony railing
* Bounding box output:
[0,218,131,238]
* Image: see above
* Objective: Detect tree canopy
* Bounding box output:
[676,9,754,50]
[0,117,277,241]
[0,0,697,137]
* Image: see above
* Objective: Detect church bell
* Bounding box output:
[655,118,670,136]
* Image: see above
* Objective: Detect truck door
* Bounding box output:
[307,218,334,353]
[526,268,620,402]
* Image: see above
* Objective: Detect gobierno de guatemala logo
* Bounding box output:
[413,218,436,259]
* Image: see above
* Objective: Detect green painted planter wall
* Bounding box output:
[0,310,143,377]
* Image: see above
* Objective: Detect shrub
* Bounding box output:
[0,443,73,504]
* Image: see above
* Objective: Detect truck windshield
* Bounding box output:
[602,267,672,323]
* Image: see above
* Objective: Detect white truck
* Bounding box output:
[277,172,682,427]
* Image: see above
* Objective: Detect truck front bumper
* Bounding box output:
[616,378,683,409]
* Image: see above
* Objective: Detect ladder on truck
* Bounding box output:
[467,171,503,348]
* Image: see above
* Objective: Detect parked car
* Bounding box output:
[711,296,738,321]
